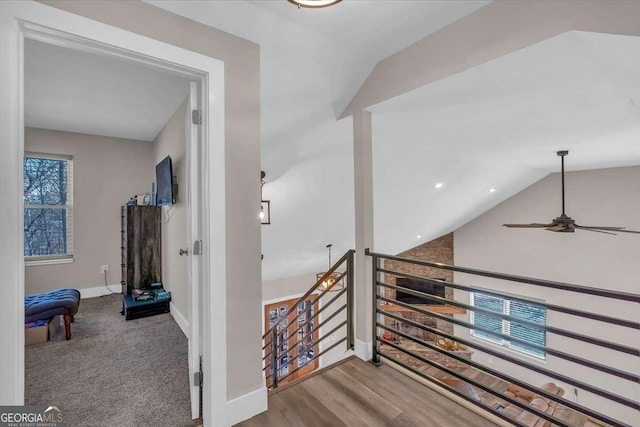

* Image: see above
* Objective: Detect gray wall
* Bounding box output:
[153,98,189,319]
[24,127,155,295]
[40,0,263,403]
[454,166,639,425]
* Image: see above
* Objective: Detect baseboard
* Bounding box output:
[79,284,121,299]
[170,302,188,337]
[354,339,372,361]
[225,386,268,426]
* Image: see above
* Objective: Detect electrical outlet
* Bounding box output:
[101,264,109,273]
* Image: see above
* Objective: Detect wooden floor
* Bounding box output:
[236,358,498,427]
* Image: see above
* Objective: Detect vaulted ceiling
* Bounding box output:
[24,1,640,281]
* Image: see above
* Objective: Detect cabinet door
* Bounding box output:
[264,297,318,387]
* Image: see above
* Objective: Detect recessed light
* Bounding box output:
[434,182,445,190]
[416,235,422,239]
[489,188,497,193]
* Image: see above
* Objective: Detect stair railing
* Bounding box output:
[367,249,638,427]
[262,249,355,389]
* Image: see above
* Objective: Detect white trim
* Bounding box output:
[225,387,268,426]
[1,3,226,424]
[78,284,121,299]
[170,302,189,338]
[186,81,202,420]
[354,338,372,361]
[25,257,74,267]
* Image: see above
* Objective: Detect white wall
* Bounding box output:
[454,166,640,425]
[153,98,189,319]
[24,127,155,295]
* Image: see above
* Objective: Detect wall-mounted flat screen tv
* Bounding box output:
[156,155,175,205]
[396,277,446,305]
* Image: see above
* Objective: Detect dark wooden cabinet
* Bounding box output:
[121,205,161,294]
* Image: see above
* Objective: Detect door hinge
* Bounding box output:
[195,355,203,386]
[192,109,202,125]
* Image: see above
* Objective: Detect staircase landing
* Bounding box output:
[236,357,499,427]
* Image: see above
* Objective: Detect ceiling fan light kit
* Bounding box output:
[503,151,639,236]
[287,0,342,9]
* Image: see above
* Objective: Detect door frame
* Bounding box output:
[0,2,226,423]
[263,296,320,386]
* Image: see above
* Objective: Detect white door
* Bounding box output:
[186,81,202,420]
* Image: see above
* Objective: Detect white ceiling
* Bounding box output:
[370,31,640,255]
[25,39,190,141]
[24,2,640,283]
[147,0,489,280]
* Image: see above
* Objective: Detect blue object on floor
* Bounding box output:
[24,288,80,323]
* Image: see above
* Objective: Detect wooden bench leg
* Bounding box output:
[63,314,72,340]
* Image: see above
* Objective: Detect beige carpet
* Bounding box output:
[25,294,195,427]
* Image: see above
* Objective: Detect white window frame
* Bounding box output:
[24,152,74,265]
[470,291,547,360]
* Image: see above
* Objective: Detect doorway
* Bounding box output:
[264,297,319,387]
[1,5,226,423]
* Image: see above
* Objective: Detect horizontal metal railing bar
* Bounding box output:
[378,268,639,330]
[367,249,640,303]
[276,337,347,385]
[278,320,347,372]
[265,269,347,346]
[377,319,626,427]
[261,288,347,360]
[377,309,639,411]
[377,339,572,427]
[378,294,638,383]
[268,309,347,368]
[378,280,638,356]
[285,286,347,346]
[262,319,347,372]
[263,306,347,368]
[263,250,353,339]
[377,351,522,427]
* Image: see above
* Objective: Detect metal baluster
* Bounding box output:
[270,328,278,388]
[371,251,381,365]
[346,250,354,350]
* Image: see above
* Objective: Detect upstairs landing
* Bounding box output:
[237,357,498,427]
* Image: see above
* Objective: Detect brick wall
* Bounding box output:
[382,233,454,338]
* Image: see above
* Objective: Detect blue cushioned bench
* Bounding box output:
[25,289,80,340]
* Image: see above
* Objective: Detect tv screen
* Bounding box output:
[156,156,174,205]
[396,277,446,305]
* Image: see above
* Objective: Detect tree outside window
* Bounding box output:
[23,153,73,261]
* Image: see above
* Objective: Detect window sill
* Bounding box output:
[25,257,74,267]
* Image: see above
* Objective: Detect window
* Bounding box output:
[471,291,546,359]
[23,153,73,263]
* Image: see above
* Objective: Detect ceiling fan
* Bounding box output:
[503,150,640,235]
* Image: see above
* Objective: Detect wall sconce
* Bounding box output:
[261,171,271,225]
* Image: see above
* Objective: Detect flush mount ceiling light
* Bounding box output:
[287,0,342,9]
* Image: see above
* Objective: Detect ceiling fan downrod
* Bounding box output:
[557,150,568,216]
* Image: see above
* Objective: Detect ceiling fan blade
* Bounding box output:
[503,223,552,228]
[545,225,566,232]
[578,226,640,235]
[574,224,627,230]
[574,226,618,235]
